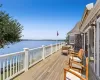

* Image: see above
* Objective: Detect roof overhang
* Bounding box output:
[67,22,81,36]
[68,32,80,36]
[80,2,98,32]
[80,3,94,30]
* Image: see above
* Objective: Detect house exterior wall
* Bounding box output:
[68,35,75,44]
[67,1,100,79]
[80,1,100,78]
[74,34,82,51]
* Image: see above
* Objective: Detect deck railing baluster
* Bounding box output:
[0,60,1,80]
[42,45,45,60]
[10,58,12,77]
[13,58,14,75]
[7,58,9,78]
[18,55,19,72]
[16,56,17,73]
[3,60,5,80]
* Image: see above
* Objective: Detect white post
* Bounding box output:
[61,42,63,47]
[84,33,85,52]
[60,43,61,49]
[81,34,84,49]
[51,44,52,55]
[24,48,29,72]
[87,29,90,58]
[96,21,100,76]
[59,43,60,49]
[83,33,85,57]
[42,45,45,59]
[61,42,63,48]
[59,43,60,50]
[61,43,62,48]
[94,26,96,72]
[56,43,58,51]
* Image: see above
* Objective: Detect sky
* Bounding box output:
[0,0,96,39]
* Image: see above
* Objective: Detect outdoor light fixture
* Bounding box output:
[86,3,93,10]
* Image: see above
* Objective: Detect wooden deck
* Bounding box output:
[14,50,69,80]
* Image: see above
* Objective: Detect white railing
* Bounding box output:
[44,45,51,58]
[52,44,57,53]
[0,51,25,80]
[28,47,43,68]
[0,42,65,80]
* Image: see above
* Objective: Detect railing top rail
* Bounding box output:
[0,51,24,58]
[52,44,56,45]
[45,45,51,48]
[29,47,42,51]
[0,42,63,59]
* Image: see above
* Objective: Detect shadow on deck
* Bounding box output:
[14,50,69,80]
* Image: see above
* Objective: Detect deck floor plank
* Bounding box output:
[14,50,69,80]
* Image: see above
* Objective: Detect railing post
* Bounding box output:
[61,44,62,49]
[61,42,63,48]
[24,48,29,72]
[60,43,61,49]
[51,44,52,55]
[42,45,45,59]
[58,43,59,50]
[56,43,58,51]
[59,43,60,50]
[59,43,60,49]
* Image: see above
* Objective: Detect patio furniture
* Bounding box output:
[70,59,84,70]
[69,49,84,67]
[62,46,69,55]
[64,58,88,80]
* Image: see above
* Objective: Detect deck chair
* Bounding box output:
[70,59,85,70]
[69,49,84,66]
[62,46,70,55]
[64,58,88,80]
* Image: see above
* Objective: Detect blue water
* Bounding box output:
[0,41,61,55]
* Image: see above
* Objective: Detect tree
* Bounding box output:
[0,5,23,48]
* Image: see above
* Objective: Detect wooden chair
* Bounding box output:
[69,49,84,67]
[70,60,84,70]
[62,46,69,55]
[64,58,88,80]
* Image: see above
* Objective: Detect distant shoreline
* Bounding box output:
[21,39,65,41]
